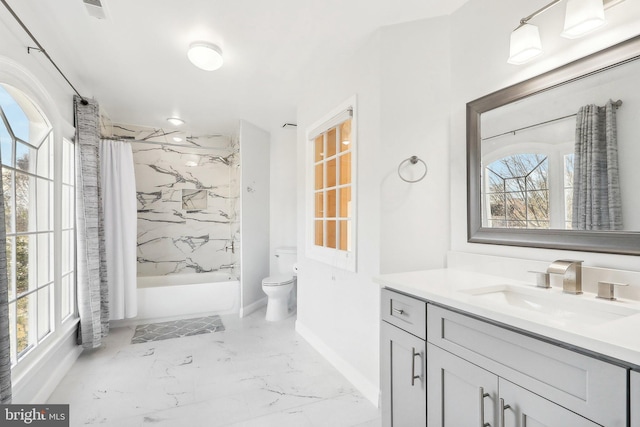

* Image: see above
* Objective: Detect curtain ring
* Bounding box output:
[398,155,427,183]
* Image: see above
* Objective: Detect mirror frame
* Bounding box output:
[467,35,640,255]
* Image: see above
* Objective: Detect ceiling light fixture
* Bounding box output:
[508,0,610,65]
[167,117,185,126]
[561,0,606,38]
[187,42,224,71]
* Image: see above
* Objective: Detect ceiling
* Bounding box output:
[1,0,469,137]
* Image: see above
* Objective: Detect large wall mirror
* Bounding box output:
[467,35,640,255]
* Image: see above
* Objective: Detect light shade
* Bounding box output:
[167,117,185,126]
[187,42,224,71]
[508,23,543,65]
[561,0,606,39]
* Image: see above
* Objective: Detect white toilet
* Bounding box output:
[262,247,297,321]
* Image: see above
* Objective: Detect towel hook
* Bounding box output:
[398,155,427,183]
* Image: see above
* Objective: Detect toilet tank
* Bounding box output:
[275,247,297,275]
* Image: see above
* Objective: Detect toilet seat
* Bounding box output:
[262,275,294,286]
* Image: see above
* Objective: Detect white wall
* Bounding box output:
[239,120,271,316]
[295,15,455,404]
[269,127,297,274]
[380,16,452,273]
[449,0,640,270]
[295,31,382,404]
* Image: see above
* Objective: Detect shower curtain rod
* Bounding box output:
[482,99,623,142]
[101,136,234,151]
[0,0,89,105]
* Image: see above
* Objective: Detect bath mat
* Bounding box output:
[131,315,225,344]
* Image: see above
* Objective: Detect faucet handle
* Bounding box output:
[528,271,551,289]
[596,281,629,301]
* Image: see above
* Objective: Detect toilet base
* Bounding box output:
[265,296,290,321]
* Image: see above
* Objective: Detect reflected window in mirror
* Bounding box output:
[484,153,549,229]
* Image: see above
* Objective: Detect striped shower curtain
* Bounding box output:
[572,100,623,230]
[74,96,110,348]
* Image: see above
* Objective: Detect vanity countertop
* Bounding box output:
[374,268,640,368]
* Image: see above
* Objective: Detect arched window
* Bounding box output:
[484,153,549,229]
[483,147,575,230]
[0,83,75,366]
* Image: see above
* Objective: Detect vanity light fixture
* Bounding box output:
[187,42,224,71]
[508,23,543,65]
[561,0,606,38]
[167,117,185,126]
[508,0,611,65]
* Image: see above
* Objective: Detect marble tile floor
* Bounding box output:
[47,308,381,427]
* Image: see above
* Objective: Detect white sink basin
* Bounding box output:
[460,285,640,327]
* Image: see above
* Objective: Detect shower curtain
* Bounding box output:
[572,100,622,230]
[100,140,137,319]
[75,96,109,348]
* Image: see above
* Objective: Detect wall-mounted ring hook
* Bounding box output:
[398,155,427,183]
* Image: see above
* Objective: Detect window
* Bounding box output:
[563,153,574,229]
[482,144,573,230]
[0,84,75,366]
[307,98,356,271]
[484,154,549,228]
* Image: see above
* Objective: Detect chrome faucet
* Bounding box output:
[546,260,583,294]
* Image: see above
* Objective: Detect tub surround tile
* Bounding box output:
[130,136,240,278]
[48,309,380,426]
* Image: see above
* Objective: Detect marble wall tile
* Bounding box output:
[130,140,240,278]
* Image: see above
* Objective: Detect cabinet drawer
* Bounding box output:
[381,289,426,340]
[427,304,627,427]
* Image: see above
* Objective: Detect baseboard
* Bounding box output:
[12,321,82,403]
[240,297,267,318]
[295,320,380,407]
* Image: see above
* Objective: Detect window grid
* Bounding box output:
[60,138,75,322]
[313,119,352,251]
[0,84,67,366]
[563,153,575,230]
[485,154,549,229]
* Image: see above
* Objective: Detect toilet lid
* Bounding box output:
[263,275,294,286]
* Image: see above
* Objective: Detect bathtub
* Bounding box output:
[136,272,240,321]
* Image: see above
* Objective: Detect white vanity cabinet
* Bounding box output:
[426,304,627,427]
[632,370,640,427]
[380,289,426,426]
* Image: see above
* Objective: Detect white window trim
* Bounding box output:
[0,60,78,386]
[305,95,357,272]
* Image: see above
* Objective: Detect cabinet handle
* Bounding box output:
[410,348,421,386]
[479,387,490,427]
[499,398,511,427]
[392,307,404,315]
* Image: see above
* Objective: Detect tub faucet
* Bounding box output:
[546,259,583,294]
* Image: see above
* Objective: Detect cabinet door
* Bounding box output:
[427,343,498,427]
[499,379,600,427]
[632,371,640,427]
[380,321,426,427]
